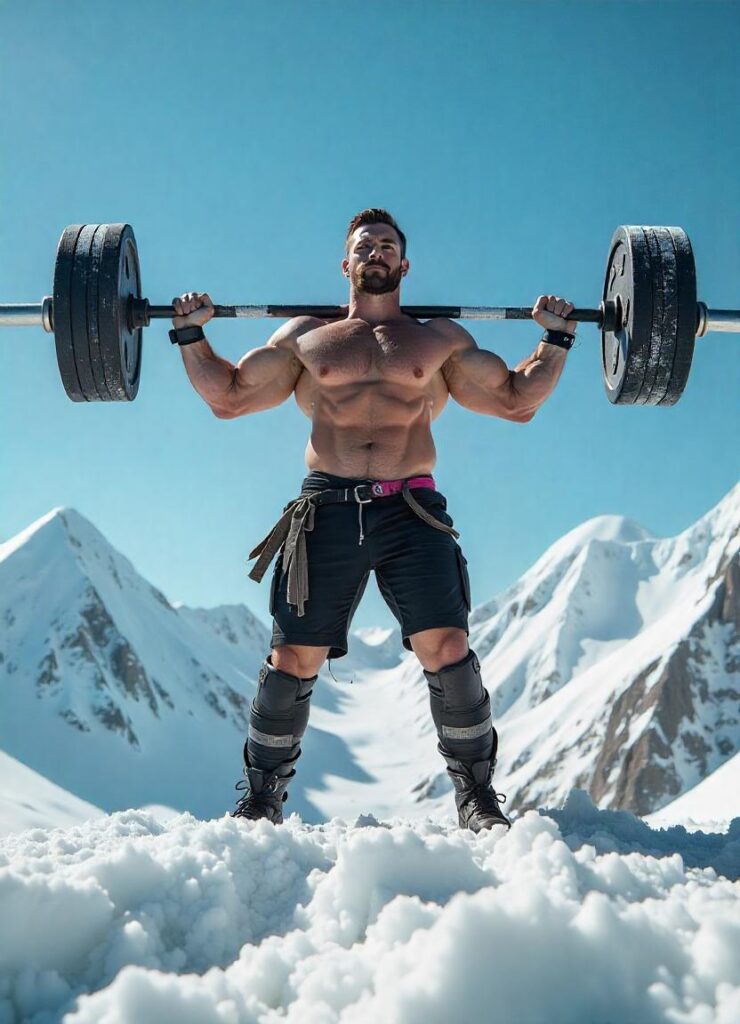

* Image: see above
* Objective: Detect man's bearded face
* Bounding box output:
[345,225,407,295]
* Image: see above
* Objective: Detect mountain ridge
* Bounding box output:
[1,485,737,826]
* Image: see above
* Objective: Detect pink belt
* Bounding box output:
[351,475,436,502]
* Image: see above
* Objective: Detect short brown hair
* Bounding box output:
[345,208,407,258]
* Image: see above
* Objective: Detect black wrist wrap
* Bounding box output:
[541,329,575,350]
[169,325,206,346]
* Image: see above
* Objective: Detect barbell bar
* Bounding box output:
[0,223,737,405]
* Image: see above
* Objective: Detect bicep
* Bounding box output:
[441,330,522,419]
[228,317,313,416]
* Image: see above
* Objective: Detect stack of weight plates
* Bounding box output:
[53,223,142,401]
[601,225,696,406]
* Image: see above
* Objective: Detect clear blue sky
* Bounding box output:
[1,1,738,632]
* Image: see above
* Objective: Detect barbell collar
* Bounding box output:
[42,296,53,333]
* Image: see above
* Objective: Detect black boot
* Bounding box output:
[440,746,511,832]
[232,750,300,824]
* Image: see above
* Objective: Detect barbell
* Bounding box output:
[0,223,737,405]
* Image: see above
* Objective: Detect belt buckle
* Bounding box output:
[354,484,374,504]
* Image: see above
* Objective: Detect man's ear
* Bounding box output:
[401,257,410,277]
[341,258,350,278]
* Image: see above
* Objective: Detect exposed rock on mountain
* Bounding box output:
[1,485,737,826]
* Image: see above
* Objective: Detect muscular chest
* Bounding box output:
[298,320,443,385]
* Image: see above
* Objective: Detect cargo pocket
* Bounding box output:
[455,545,472,612]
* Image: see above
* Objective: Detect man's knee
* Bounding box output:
[272,644,329,678]
[410,627,469,673]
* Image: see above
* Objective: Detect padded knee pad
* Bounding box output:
[246,655,317,770]
[423,649,497,763]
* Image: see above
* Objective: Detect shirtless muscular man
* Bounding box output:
[172,209,576,832]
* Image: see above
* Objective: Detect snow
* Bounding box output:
[461,483,740,813]
[646,753,740,833]
[0,506,272,819]
[1,488,738,1020]
[2,486,737,823]
[0,792,737,1024]
[0,751,104,838]
[352,626,395,646]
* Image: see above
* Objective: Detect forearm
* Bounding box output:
[179,336,237,411]
[509,338,568,413]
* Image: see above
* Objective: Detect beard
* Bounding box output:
[351,262,404,295]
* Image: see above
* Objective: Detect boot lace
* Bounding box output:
[233,777,278,818]
[471,782,507,816]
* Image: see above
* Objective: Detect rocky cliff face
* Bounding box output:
[589,544,738,814]
[0,507,272,816]
[470,486,739,815]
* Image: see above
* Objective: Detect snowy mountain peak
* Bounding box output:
[0,504,73,560]
[506,486,739,613]
[0,504,167,609]
[0,507,274,815]
[1,484,737,829]
[555,512,654,552]
[465,484,739,814]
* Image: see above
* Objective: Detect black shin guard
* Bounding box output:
[245,656,316,771]
[423,649,497,764]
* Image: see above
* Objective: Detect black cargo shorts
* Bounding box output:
[269,471,472,659]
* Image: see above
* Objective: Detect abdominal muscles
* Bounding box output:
[305,381,437,478]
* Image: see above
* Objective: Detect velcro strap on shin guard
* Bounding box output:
[423,650,496,760]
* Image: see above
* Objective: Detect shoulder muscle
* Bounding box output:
[266,315,323,361]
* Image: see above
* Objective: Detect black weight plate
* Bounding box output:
[637,227,678,406]
[69,224,106,401]
[97,224,142,401]
[53,225,87,401]
[601,226,653,404]
[86,224,116,401]
[660,228,696,405]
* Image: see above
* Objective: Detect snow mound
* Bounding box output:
[0,793,738,1024]
[544,788,740,877]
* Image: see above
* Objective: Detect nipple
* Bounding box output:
[413,366,423,378]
